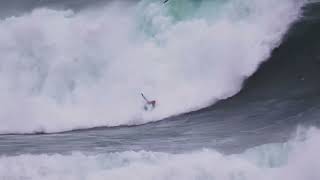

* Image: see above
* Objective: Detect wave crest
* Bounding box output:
[0,0,306,133]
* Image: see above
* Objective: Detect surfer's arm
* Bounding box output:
[141,93,149,102]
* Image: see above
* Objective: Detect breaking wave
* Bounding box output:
[0,0,306,133]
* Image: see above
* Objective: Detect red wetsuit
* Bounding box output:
[148,100,156,108]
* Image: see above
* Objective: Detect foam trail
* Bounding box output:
[1,127,319,180]
[0,0,306,133]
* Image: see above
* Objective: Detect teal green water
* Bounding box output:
[135,0,224,40]
[136,0,252,38]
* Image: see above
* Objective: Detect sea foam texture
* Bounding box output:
[0,0,306,133]
[0,127,319,180]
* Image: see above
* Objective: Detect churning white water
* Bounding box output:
[1,127,319,180]
[0,0,306,133]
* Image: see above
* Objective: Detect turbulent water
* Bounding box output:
[1,0,320,179]
[2,127,320,180]
[0,0,306,133]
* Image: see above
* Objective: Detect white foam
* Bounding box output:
[0,0,306,133]
[1,127,319,180]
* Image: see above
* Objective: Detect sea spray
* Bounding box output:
[0,0,306,133]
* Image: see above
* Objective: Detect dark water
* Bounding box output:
[0,1,319,156]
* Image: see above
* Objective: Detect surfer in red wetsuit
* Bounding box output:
[141,93,156,110]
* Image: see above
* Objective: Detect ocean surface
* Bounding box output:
[0,0,320,179]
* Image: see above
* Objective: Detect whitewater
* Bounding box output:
[1,127,320,180]
[0,0,307,133]
[2,1,320,180]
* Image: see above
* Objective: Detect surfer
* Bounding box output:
[141,93,156,110]
[163,0,169,3]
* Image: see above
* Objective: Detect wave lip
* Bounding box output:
[0,0,307,133]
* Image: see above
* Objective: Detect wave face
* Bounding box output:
[0,0,306,133]
[1,127,320,180]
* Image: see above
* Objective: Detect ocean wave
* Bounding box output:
[1,127,319,180]
[0,0,306,133]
